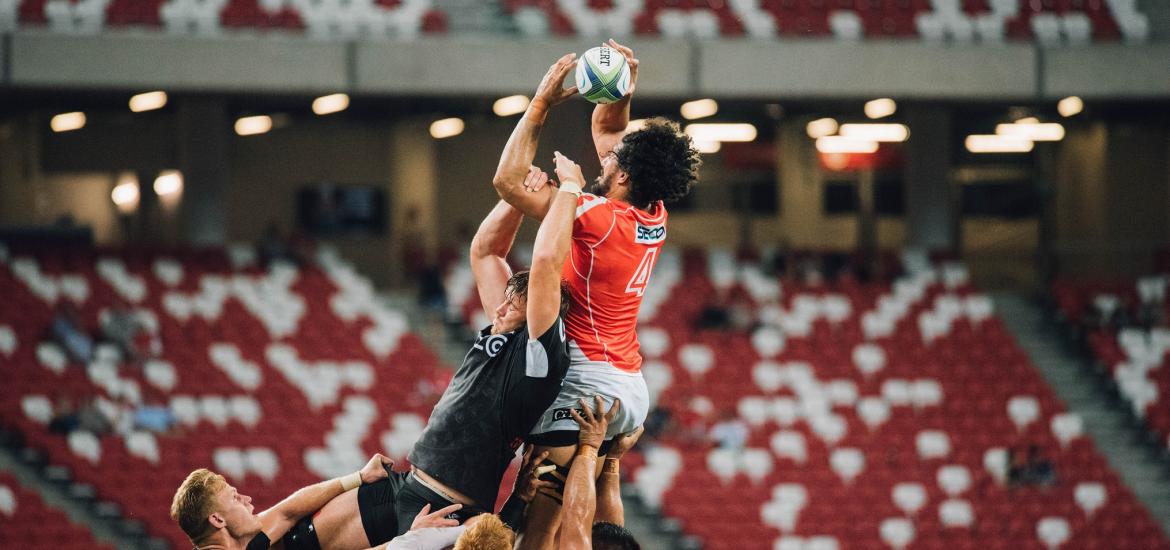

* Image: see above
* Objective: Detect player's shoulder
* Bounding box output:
[576,193,613,219]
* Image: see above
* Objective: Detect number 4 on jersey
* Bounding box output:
[625,248,658,297]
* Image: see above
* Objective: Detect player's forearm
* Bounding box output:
[558,446,599,550]
[593,459,624,526]
[270,475,352,524]
[592,98,631,137]
[470,200,524,260]
[492,101,551,218]
[530,187,576,272]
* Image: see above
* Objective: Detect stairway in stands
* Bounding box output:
[995,293,1170,534]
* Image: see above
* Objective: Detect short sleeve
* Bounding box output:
[525,317,570,378]
[573,194,612,246]
[245,533,272,550]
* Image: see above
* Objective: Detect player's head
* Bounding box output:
[593,117,699,208]
[491,270,571,334]
[171,469,262,546]
[592,521,641,550]
[454,513,515,549]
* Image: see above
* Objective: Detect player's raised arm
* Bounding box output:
[492,53,578,221]
[591,39,638,159]
[258,454,392,542]
[594,425,643,526]
[526,151,581,339]
[559,396,621,550]
[470,170,531,321]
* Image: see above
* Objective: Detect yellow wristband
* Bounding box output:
[341,472,362,492]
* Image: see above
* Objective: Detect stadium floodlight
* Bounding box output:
[492,95,530,117]
[111,173,140,213]
[1058,96,1083,118]
[50,112,86,132]
[235,115,273,136]
[154,170,184,197]
[312,94,350,116]
[693,140,721,154]
[684,123,757,143]
[1014,116,1039,125]
[806,118,838,139]
[815,136,879,154]
[996,122,1065,141]
[838,123,909,142]
[680,99,718,120]
[965,134,1034,153]
[129,91,168,113]
[430,117,464,139]
[864,98,897,119]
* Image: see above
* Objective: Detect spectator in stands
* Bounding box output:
[47,396,79,435]
[258,222,302,268]
[49,396,114,436]
[555,396,642,550]
[49,302,93,364]
[641,405,671,443]
[131,402,177,434]
[100,300,159,362]
[1008,445,1057,487]
[709,409,749,451]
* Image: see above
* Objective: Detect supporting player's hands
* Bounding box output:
[607,425,645,461]
[553,151,585,189]
[410,502,463,530]
[514,445,557,503]
[606,39,639,98]
[522,164,553,193]
[571,395,621,452]
[359,453,394,485]
[533,53,580,107]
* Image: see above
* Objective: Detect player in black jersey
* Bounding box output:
[399,160,585,534]
[170,453,403,550]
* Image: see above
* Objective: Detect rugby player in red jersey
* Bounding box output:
[491,41,700,550]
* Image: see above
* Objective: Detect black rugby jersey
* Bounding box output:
[408,316,570,509]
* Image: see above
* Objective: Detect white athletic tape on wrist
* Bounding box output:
[341,472,362,491]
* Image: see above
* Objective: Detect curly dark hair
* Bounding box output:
[615,117,700,208]
[592,522,641,550]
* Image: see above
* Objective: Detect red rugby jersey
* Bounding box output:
[561,193,667,373]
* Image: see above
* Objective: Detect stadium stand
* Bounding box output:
[444,247,1170,549]
[3,0,1151,41]
[1051,271,1170,452]
[0,471,118,550]
[0,242,454,549]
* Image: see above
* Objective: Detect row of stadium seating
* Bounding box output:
[0,471,118,549]
[1050,273,1170,452]
[445,247,1169,548]
[1,0,1150,41]
[0,242,452,549]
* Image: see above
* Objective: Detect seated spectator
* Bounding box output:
[48,396,80,435]
[49,303,93,364]
[709,409,749,451]
[100,300,159,362]
[133,402,178,434]
[1008,445,1057,487]
[258,222,302,268]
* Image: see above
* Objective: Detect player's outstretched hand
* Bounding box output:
[571,395,620,451]
[607,39,639,98]
[514,445,556,503]
[523,165,552,193]
[607,425,645,461]
[359,453,394,484]
[410,503,463,531]
[534,53,579,107]
[552,151,585,189]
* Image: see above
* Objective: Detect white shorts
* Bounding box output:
[529,342,649,441]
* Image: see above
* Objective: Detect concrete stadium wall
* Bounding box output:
[5,31,1170,99]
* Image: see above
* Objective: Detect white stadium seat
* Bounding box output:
[891,482,926,516]
[879,517,915,549]
[1008,395,1041,431]
[1050,413,1084,448]
[916,430,951,460]
[679,343,715,378]
[770,430,807,464]
[829,448,864,484]
[1075,482,1107,518]
[939,499,974,528]
[937,465,971,496]
[1037,517,1071,549]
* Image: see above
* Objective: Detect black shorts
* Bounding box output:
[526,431,616,456]
[358,472,408,545]
[393,473,488,537]
[281,516,321,550]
